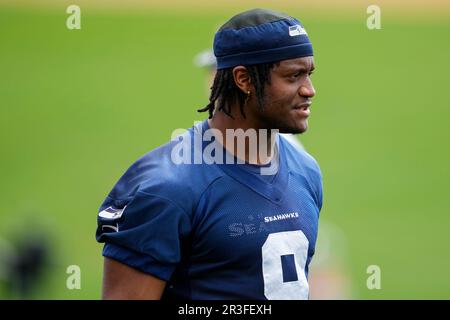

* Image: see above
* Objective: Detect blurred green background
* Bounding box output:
[0,0,449,299]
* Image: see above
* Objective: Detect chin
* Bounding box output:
[278,127,307,134]
[279,121,308,134]
[293,127,308,134]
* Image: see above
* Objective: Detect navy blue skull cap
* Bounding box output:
[214,8,314,70]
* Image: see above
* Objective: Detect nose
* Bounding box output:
[299,77,316,98]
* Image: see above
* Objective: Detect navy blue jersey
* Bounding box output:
[96,120,323,300]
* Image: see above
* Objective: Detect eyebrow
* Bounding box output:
[285,65,315,73]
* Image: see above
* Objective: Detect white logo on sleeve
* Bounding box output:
[98,206,126,219]
[289,25,307,36]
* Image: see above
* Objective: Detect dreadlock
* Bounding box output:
[197,62,277,119]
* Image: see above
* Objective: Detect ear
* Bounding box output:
[232,66,253,94]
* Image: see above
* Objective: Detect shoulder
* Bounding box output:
[279,134,321,178]
[105,128,224,215]
[279,134,323,210]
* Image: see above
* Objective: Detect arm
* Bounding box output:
[102,257,167,300]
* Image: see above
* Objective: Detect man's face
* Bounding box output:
[254,56,316,134]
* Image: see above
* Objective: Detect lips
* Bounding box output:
[294,101,312,109]
[292,101,312,117]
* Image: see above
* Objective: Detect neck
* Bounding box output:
[208,109,277,165]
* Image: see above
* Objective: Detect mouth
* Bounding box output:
[292,101,312,117]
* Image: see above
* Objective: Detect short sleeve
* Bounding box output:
[96,190,192,281]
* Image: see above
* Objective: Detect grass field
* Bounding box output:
[1,4,450,299]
